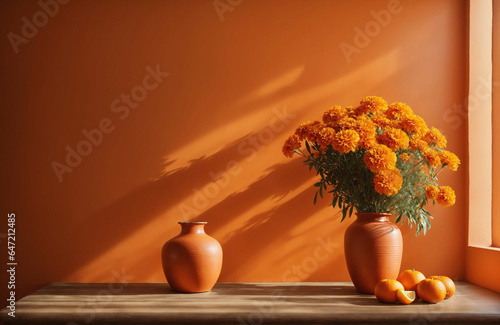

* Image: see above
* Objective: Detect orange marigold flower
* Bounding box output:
[358,123,377,149]
[370,113,394,128]
[341,116,377,150]
[364,144,397,173]
[423,149,441,167]
[294,120,322,141]
[354,96,388,116]
[356,114,372,123]
[344,105,356,116]
[374,168,403,196]
[425,185,440,200]
[282,134,301,158]
[301,124,323,143]
[317,127,336,148]
[322,105,347,125]
[438,150,460,171]
[385,102,413,120]
[400,153,410,162]
[400,114,428,138]
[376,127,410,151]
[360,136,376,150]
[335,117,358,131]
[436,186,456,207]
[424,127,447,148]
[332,129,360,154]
[353,115,374,130]
[409,138,429,152]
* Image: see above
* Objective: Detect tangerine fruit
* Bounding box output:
[430,275,455,299]
[417,278,446,303]
[396,289,416,304]
[374,279,404,303]
[397,269,426,291]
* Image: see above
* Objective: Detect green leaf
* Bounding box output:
[415,224,422,236]
[349,205,354,218]
[332,196,338,207]
[319,186,323,198]
[341,206,348,222]
[313,192,318,205]
[305,141,312,155]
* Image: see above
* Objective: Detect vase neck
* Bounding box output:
[179,221,207,235]
[355,213,391,222]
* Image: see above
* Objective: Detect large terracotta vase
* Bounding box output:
[344,213,403,294]
[162,221,223,293]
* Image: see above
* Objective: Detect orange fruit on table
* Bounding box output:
[417,278,446,303]
[375,279,404,303]
[397,269,426,291]
[396,289,416,305]
[430,275,455,299]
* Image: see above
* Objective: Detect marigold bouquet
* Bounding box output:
[282,96,460,235]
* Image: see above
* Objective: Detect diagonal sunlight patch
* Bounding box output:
[235,65,305,105]
[156,105,293,177]
[157,49,401,177]
[209,178,316,244]
[67,48,404,282]
[155,66,303,177]
[289,48,402,106]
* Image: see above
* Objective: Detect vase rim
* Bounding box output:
[178,221,207,224]
[355,212,392,216]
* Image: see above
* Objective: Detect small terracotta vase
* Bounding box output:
[162,221,223,293]
[344,213,402,294]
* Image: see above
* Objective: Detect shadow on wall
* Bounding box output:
[62,123,333,282]
[122,159,349,283]
[0,0,467,306]
[191,161,321,280]
[64,132,276,277]
[61,0,465,283]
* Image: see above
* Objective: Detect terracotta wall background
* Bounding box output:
[0,0,467,302]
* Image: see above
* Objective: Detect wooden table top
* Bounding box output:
[1,282,500,324]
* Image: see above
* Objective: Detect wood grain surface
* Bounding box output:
[1,282,499,324]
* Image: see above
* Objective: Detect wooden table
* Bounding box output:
[1,282,500,324]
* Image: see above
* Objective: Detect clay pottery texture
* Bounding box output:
[162,221,223,293]
[344,213,402,294]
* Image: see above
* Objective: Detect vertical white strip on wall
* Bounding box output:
[468,0,493,246]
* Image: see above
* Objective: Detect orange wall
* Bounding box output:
[0,0,467,302]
